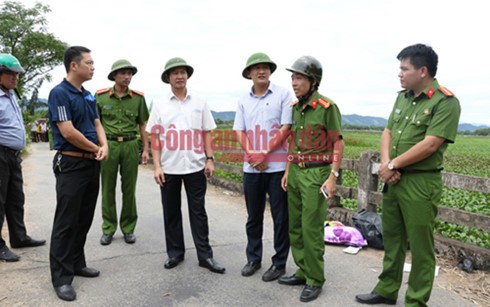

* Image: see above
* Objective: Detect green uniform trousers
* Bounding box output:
[287,163,330,287]
[374,172,441,307]
[101,140,140,235]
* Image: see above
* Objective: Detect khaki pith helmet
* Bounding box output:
[108,59,137,81]
[286,56,323,85]
[161,57,194,83]
[242,52,277,79]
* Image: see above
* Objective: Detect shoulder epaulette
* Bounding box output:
[96,88,110,95]
[131,89,144,96]
[318,97,331,109]
[438,86,454,97]
[291,100,299,106]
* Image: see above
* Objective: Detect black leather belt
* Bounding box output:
[107,135,137,142]
[295,161,331,169]
[399,169,441,174]
[0,145,21,157]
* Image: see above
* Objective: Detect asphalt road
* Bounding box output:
[0,142,476,306]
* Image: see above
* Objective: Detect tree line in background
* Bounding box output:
[0,1,67,123]
[460,128,490,136]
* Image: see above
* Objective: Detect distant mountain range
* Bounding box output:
[211,111,488,132]
[34,101,486,132]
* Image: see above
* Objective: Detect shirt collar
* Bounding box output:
[404,79,440,99]
[168,90,191,102]
[0,88,14,97]
[109,86,132,98]
[62,78,87,94]
[295,91,321,110]
[249,82,273,98]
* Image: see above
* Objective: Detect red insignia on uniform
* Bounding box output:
[312,100,317,109]
[291,100,299,106]
[318,98,331,109]
[427,87,435,99]
[438,86,454,97]
[96,88,110,95]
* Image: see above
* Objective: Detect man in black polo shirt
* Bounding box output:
[48,46,108,302]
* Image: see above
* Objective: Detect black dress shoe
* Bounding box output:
[198,258,226,274]
[241,261,261,277]
[74,267,100,277]
[300,285,322,302]
[278,274,306,286]
[164,256,184,269]
[355,291,396,305]
[54,284,76,301]
[262,265,285,282]
[123,233,136,244]
[0,246,20,262]
[100,234,113,245]
[10,236,46,248]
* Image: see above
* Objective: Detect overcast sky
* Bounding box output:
[19,0,490,125]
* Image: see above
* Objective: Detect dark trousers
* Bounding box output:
[50,154,100,287]
[159,170,213,261]
[0,148,28,248]
[243,171,289,268]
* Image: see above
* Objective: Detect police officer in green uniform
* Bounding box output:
[356,44,461,306]
[96,59,149,245]
[279,56,344,303]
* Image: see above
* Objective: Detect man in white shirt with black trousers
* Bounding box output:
[147,57,225,274]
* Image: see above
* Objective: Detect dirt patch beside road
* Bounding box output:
[435,256,489,306]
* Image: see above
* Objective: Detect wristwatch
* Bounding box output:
[331,170,340,178]
[387,160,396,170]
[206,156,214,161]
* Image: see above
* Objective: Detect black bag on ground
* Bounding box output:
[352,209,384,250]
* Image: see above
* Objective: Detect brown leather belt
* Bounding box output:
[107,135,137,142]
[57,151,95,159]
[295,161,331,169]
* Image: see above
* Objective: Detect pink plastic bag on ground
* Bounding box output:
[324,225,368,247]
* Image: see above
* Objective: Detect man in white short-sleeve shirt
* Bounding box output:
[147,57,225,274]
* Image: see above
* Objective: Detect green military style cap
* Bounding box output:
[286,56,323,85]
[242,52,277,79]
[108,59,138,81]
[0,53,25,73]
[161,57,194,83]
